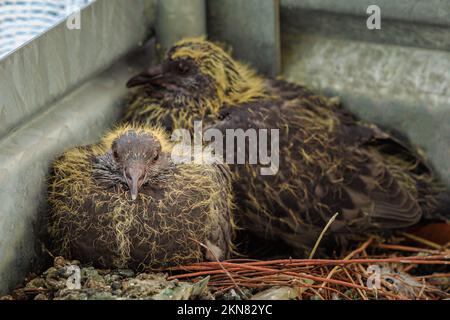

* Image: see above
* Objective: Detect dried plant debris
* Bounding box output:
[2,237,449,301]
[2,249,448,301]
[167,238,450,300]
[1,257,213,301]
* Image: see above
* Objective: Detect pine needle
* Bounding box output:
[401,232,443,250]
[309,212,339,259]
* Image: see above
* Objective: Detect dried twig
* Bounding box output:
[319,237,374,292]
[165,239,450,300]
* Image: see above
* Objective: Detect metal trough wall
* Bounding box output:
[281,0,450,186]
[0,0,449,295]
[0,0,157,295]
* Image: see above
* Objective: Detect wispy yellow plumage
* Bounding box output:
[170,37,269,106]
[123,38,271,131]
[122,38,450,257]
[48,123,235,269]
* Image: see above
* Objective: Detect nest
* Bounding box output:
[2,235,448,300]
[166,236,449,300]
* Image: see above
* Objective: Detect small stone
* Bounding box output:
[111,282,122,291]
[117,269,135,278]
[54,256,67,268]
[251,287,297,300]
[25,277,46,289]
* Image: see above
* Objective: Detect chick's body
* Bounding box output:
[123,38,449,254]
[212,99,447,252]
[48,125,234,268]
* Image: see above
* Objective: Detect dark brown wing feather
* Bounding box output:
[265,78,315,100]
[211,97,439,251]
[337,152,422,230]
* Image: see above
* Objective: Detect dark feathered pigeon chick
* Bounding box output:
[124,38,269,131]
[48,125,235,268]
[124,38,449,254]
[212,100,450,252]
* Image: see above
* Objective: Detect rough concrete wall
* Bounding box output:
[281,3,450,186]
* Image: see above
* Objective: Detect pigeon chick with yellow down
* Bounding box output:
[124,38,450,255]
[48,124,235,269]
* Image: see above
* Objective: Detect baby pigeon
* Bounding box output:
[123,38,449,254]
[48,125,235,268]
[211,100,450,252]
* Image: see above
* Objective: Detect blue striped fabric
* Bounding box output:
[0,0,92,59]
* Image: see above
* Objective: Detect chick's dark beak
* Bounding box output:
[126,64,164,88]
[125,166,145,201]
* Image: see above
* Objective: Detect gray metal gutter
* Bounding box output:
[0,0,154,140]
